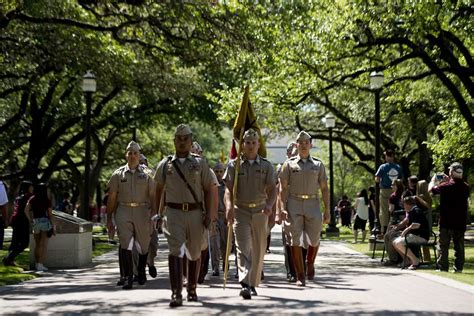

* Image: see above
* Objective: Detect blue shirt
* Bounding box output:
[375,163,403,189]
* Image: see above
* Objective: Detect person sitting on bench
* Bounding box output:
[392,195,430,270]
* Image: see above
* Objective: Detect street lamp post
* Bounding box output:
[370,71,384,237]
[324,114,339,237]
[82,71,96,220]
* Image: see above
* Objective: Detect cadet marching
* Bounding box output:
[106,124,330,308]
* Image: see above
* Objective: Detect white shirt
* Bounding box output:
[0,181,8,206]
[354,197,368,220]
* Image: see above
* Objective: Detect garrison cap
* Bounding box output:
[243,128,259,141]
[296,131,311,142]
[175,124,192,136]
[126,141,141,152]
[191,141,203,155]
[213,162,225,171]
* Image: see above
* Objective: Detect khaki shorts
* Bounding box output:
[394,234,427,245]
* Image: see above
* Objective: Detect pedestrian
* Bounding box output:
[375,149,403,237]
[154,124,217,307]
[406,175,418,196]
[24,183,54,272]
[337,195,352,227]
[352,189,369,243]
[278,131,330,287]
[55,192,72,214]
[224,128,277,299]
[3,181,33,266]
[0,180,8,250]
[429,162,470,273]
[106,141,156,289]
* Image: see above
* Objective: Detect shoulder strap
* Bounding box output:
[171,159,199,203]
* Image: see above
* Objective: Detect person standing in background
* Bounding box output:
[24,183,54,272]
[0,181,8,250]
[429,162,470,273]
[375,149,403,237]
[3,181,33,266]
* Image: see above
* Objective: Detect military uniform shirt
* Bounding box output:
[108,164,155,203]
[224,155,275,205]
[279,155,328,197]
[154,153,215,203]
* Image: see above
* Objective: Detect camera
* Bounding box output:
[436,174,444,181]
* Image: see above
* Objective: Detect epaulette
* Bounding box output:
[312,156,321,161]
[259,156,269,162]
[289,156,298,160]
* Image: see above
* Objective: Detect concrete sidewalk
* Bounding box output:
[1,226,473,315]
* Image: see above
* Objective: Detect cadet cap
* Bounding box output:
[214,162,225,171]
[191,141,203,154]
[126,141,141,152]
[243,128,259,141]
[296,131,311,142]
[175,124,192,136]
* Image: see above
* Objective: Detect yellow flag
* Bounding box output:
[232,86,267,157]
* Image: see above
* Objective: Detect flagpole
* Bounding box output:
[223,86,249,289]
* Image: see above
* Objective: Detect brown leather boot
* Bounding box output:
[291,246,305,286]
[306,245,319,280]
[137,253,148,285]
[187,259,201,302]
[121,249,133,290]
[168,255,183,307]
[198,249,208,284]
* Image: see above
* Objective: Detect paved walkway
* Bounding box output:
[1,226,473,315]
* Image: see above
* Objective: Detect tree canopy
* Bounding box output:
[1,1,472,211]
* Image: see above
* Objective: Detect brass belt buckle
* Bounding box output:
[248,203,256,208]
[130,202,138,207]
[301,195,309,199]
[182,203,189,212]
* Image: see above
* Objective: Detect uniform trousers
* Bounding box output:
[287,197,322,248]
[164,207,203,260]
[115,206,150,254]
[234,205,268,287]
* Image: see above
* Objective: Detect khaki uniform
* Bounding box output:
[225,155,276,287]
[154,153,216,261]
[108,164,154,253]
[279,155,327,248]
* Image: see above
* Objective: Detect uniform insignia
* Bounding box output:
[138,172,147,179]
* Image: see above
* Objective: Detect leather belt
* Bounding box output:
[290,194,318,200]
[236,202,265,209]
[166,202,201,212]
[119,202,148,208]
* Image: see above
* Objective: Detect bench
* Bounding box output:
[403,231,439,269]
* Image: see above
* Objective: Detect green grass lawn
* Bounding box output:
[0,231,116,287]
[323,224,474,286]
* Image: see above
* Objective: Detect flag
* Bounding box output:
[232,86,267,157]
[230,139,237,160]
[220,148,226,163]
